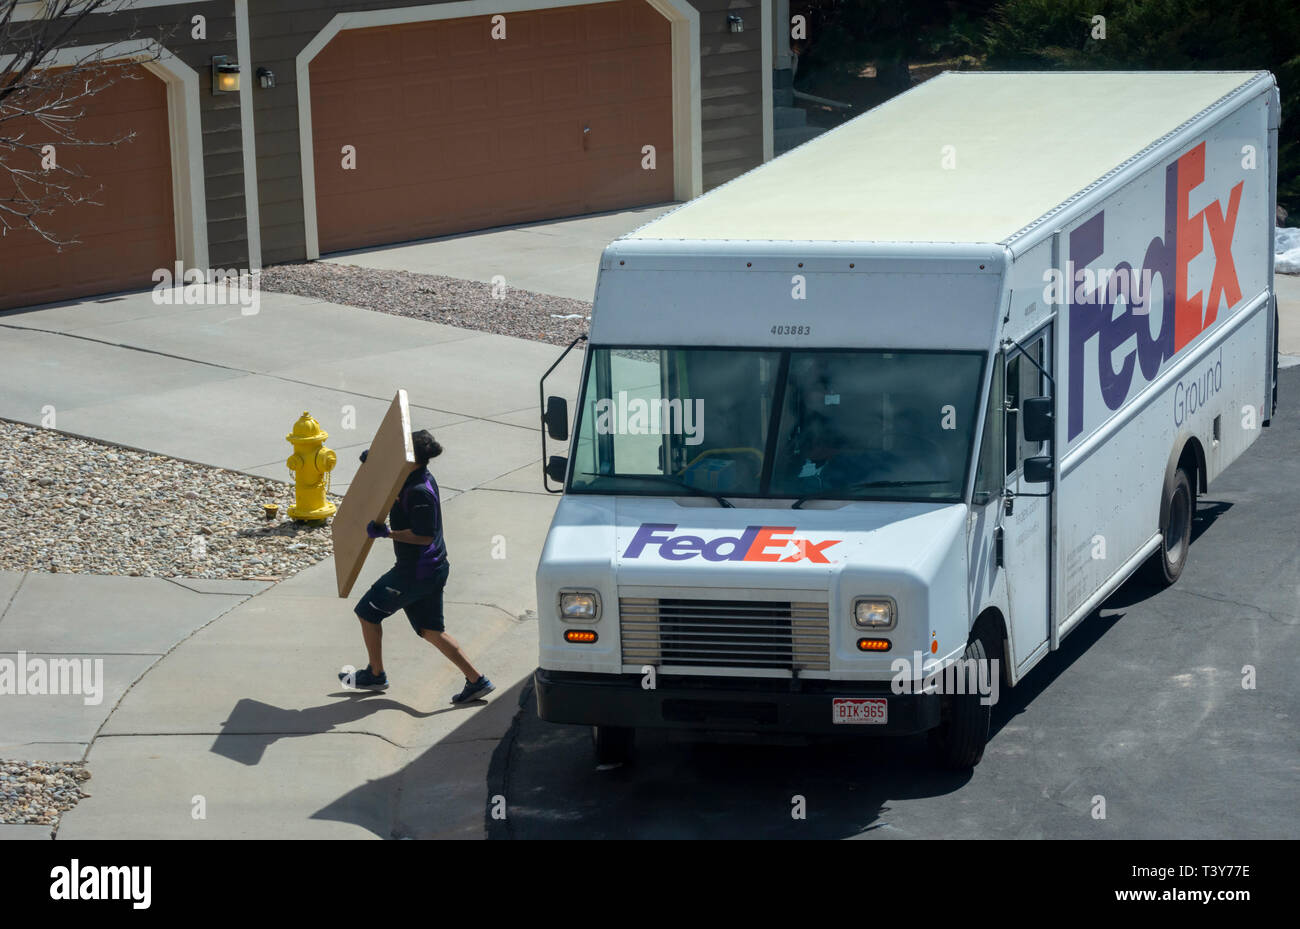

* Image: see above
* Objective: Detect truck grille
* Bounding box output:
[619,596,830,671]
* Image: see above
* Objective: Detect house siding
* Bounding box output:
[7,0,767,270]
[694,0,764,190]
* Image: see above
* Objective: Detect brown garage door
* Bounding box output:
[311,0,674,254]
[0,63,176,311]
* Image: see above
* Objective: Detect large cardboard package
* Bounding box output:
[332,390,414,597]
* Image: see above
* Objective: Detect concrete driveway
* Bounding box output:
[322,204,678,302]
[0,288,583,838]
[1274,272,1300,362]
[0,288,583,497]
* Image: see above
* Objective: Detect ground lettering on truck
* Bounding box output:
[1174,349,1223,427]
[622,523,842,563]
[1064,140,1244,441]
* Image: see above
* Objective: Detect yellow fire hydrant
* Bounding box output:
[285,411,337,521]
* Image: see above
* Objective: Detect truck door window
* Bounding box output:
[1017,339,1044,465]
[1005,338,1043,475]
[973,357,1003,504]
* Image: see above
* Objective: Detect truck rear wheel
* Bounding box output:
[1145,467,1194,588]
[592,725,635,766]
[928,635,993,771]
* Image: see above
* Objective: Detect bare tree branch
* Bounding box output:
[1,0,173,246]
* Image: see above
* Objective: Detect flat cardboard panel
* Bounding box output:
[332,390,414,597]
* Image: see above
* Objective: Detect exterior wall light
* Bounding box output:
[212,55,240,95]
[727,14,744,33]
[257,67,275,89]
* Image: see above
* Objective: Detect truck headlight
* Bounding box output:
[558,590,600,622]
[853,597,895,630]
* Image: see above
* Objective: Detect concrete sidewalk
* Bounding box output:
[0,572,270,761]
[56,491,553,839]
[0,289,582,838]
[0,289,583,496]
[322,204,677,301]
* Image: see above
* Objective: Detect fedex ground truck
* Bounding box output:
[534,71,1280,769]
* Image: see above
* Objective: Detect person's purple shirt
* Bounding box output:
[388,467,447,578]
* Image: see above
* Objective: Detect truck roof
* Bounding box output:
[626,71,1271,247]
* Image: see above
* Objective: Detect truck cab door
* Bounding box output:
[1001,329,1053,674]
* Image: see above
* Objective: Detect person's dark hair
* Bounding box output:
[412,429,443,465]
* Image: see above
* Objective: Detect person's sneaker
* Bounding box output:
[339,664,388,690]
[451,675,494,704]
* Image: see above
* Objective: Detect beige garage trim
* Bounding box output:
[295,0,702,260]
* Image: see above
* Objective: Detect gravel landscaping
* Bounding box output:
[259,262,593,346]
[0,419,337,581]
[0,760,90,830]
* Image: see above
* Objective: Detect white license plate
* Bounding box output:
[832,697,887,725]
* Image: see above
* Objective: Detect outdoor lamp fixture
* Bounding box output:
[257,67,276,89]
[211,55,240,95]
[727,14,744,33]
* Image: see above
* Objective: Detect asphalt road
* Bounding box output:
[489,369,1299,839]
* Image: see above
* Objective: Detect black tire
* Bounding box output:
[928,635,993,771]
[1145,467,1194,588]
[592,725,635,766]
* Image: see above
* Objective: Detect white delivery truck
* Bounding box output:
[534,71,1280,769]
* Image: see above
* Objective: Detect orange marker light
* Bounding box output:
[564,630,598,644]
[856,638,891,652]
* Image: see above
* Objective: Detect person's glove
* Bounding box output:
[366,520,390,539]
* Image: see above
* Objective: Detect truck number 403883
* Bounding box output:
[771,325,811,336]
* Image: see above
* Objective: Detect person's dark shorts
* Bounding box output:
[354,562,450,634]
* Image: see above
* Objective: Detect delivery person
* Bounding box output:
[339,429,494,704]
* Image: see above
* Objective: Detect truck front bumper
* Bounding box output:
[535,668,941,736]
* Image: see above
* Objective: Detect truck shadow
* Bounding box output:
[491,692,952,839]
[1075,498,1232,615]
[990,497,1231,742]
[1190,499,1232,545]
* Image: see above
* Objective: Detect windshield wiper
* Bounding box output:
[576,472,734,507]
[791,480,948,509]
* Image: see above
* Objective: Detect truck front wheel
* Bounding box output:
[928,635,993,771]
[592,725,635,766]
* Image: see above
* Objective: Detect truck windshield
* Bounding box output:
[569,347,985,503]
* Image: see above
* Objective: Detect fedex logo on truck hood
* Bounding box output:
[538,498,969,601]
[1066,140,1246,441]
[623,523,843,564]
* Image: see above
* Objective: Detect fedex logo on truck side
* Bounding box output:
[1066,141,1244,441]
[623,523,843,563]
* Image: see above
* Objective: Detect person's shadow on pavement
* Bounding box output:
[211,692,476,766]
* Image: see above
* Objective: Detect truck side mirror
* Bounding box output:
[545,455,568,484]
[1023,455,1053,485]
[1022,396,1054,443]
[543,396,569,442]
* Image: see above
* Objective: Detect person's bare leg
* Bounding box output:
[359,617,384,674]
[420,629,479,680]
